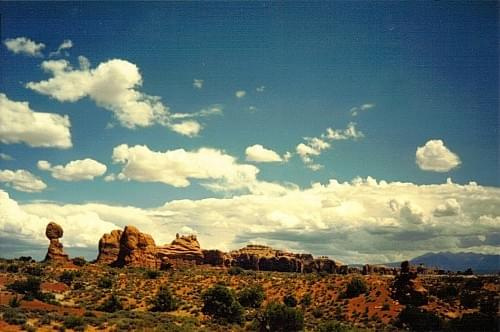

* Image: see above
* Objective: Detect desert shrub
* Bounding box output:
[381,303,390,311]
[24,265,43,276]
[150,286,179,312]
[9,295,21,307]
[145,269,161,279]
[7,264,19,273]
[228,266,245,275]
[201,284,243,324]
[397,305,442,331]
[449,312,498,332]
[312,307,323,318]
[98,294,123,312]
[7,276,41,297]
[63,315,86,330]
[98,276,113,288]
[59,270,78,285]
[464,277,483,290]
[434,284,459,300]
[72,257,87,266]
[316,320,350,332]
[479,292,499,315]
[284,294,298,307]
[343,277,368,298]
[460,290,479,309]
[2,308,27,325]
[301,292,312,306]
[258,302,304,332]
[238,285,265,308]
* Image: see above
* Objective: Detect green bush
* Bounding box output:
[9,295,22,307]
[98,276,113,288]
[460,290,479,309]
[7,276,41,297]
[7,264,19,273]
[145,269,161,279]
[228,266,245,275]
[72,257,87,266]
[238,285,265,308]
[300,293,312,306]
[63,315,86,330]
[24,265,43,276]
[2,308,27,325]
[343,277,368,298]
[59,270,77,285]
[316,320,350,332]
[98,294,123,312]
[397,305,442,331]
[258,302,304,332]
[202,284,243,324]
[284,294,298,307]
[150,286,179,312]
[449,312,498,332]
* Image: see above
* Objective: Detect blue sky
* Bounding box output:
[0,2,498,262]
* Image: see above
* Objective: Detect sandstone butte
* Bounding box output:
[42,222,427,278]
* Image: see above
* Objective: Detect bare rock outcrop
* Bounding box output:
[113,226,157,269]
[96,229,123,264]
[44,222,69,262]
[156,233,204,267]
[391,260,428,306]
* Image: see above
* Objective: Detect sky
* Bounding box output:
[0,1,498,264]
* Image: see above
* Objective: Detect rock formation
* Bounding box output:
[362,264,395,275]
[113,226,157,269]
[44,222,69,262]
[391,260,428,306]
[156,233,205,268]
[96,229,123,264]
[94,226,346,274]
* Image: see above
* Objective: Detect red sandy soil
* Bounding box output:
[0,320,21,332]
[41,281,69,293]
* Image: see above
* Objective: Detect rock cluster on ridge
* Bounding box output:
[44,222,69,262]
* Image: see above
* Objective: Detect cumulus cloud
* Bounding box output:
[416,139,461,172]
[3,37,45,56]
[37,158,107,181]
[0,153,14,161]
[256,86,265,92]
[235,90,246,98]
[295,122,363,170]
[245,144,284,163]
[193,79,203,89]
[2,177,499,263]
[49,39,73,57]
[433,198,461,217]
[0,93,72,149]
[26,58,216,135]
[0,169,47,193]
[168,121,202,137]
[111,144,259,190]
[350,103,375,116]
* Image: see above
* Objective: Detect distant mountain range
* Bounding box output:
[385,252,499,273]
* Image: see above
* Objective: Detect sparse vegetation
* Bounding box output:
[238,284,265,308]
[257,302,304,332]
[343,277,368,298]
[202,284,244,324]
[150,286,179,311]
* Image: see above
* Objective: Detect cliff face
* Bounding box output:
[95,226,345,273]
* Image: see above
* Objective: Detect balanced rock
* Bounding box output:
[96,229,123,264]
[391,260,428,306]
[44,222,69,262]
[113,225,157,269]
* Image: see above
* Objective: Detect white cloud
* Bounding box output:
[37,158,107,181]
[193,79,204,89]
[245,144,284,163]
[170,105,223,120]
[168,120,202,137]
[49,39,73,57]
[3,177,499,263]
[0,153,14,161]
[350,103,375,116]
[295,122,364,170]
[26,58,216,136]
[26,59,168,128]
[235,90,246,98]
[0,169,47,193]
[4,37,45,56]
[256,86,265,92]
[416,139,461,172]
[323,122,364,140]
[433,198,461,217]
[0,93,72,149]
[111,144,259,190]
